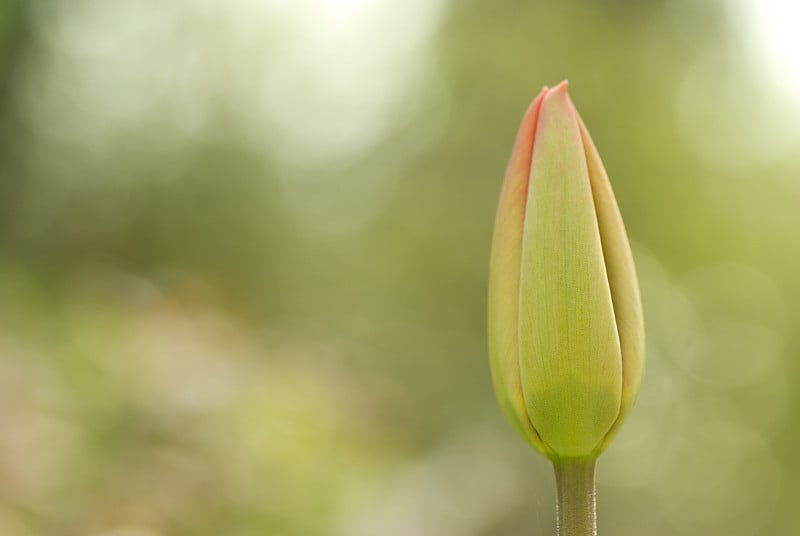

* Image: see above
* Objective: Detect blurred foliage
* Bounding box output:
[0,0,798,535]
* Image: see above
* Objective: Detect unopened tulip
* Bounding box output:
[487,81,644,462]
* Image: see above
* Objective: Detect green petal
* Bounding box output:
[488,88,550,455]
[517,83,622,459]
[578,115,646,455]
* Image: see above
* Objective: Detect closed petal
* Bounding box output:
[488,87,550,455]
[577,115,646,454]
[517,83,622,459]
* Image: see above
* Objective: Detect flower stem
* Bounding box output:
[553,459,597,536]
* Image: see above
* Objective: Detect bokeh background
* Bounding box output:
[0,0,798,535]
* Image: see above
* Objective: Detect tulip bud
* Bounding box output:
[488,81,644,461]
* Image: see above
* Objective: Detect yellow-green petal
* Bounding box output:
[578,115,645,455]
[488,87,550,455]
[517,83,622,459]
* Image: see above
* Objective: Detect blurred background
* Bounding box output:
[0,0,798,534]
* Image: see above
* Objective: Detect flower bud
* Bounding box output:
[487,82,644,461]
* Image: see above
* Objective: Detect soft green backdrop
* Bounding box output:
[0,0,797,535]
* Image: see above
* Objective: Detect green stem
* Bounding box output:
[553,459,597,536]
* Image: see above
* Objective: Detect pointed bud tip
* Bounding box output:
[542,80,578,118]
[548,80,569,96]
